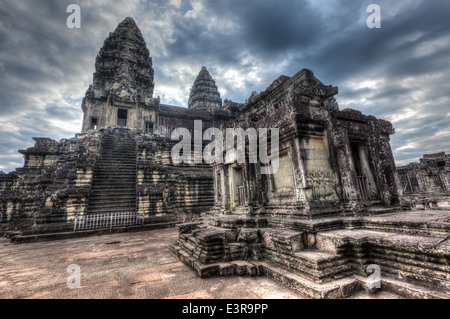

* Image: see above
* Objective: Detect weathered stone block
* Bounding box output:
[194,262,220,278]
[237,228,259,243]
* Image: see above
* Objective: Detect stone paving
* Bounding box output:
[0,228,305,299]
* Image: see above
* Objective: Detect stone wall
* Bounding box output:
[210,69,402,217]
[136,135,214,218]
[0,129,219,237]
[398,152,450,195]
[0,133,100,235]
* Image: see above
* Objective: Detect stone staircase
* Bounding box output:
[171,212,450,299]
[316,228,450,296]
[88,129,137,215]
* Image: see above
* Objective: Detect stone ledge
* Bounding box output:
[9,221,177,244]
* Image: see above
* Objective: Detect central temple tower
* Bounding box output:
[80,18,238,136]
[81,17,157,133]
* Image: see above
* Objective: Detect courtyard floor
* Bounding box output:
[0,228,305,299]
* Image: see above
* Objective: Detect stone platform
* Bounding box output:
[170,210,450,299]
[0,228,304,299]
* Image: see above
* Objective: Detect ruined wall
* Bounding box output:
[1,128,219,236]
[211,68,401,217]
[0,134,100,234]
[156,104,238,138]
[328,109,401,206]
[136,135,214,218]
[398,152,450,195]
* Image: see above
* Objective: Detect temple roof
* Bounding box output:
[188,66,222,110]
[159,103,235,120]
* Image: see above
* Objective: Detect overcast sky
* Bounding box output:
[0,0,449,172]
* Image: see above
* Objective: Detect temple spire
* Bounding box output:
[188,66,222,109]
[86,17,155,103]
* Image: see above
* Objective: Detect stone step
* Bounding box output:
[92,170,136,174]
[171,244,361,299]
[91,178,136,183]
[94,164,136,167]
[93,176,136,179]
[101,150,135,152]
[90,189,136,194]
[91,181,136,185]
[92,175,136,179]
[94,166,136,169]
[259,260,360,299]
[96,159,136,162]
[346,290,405,299]
[89,131,137,215]
[100,148,136,151]
[369,248,449,273]
[89,187,136,192]
[88,201,136,208]
[99,143,131,145]
[374,260,450,292]
[89,189,136,194]
[93,165,136,169]
[353,274,449,299]
[90,188,135,193]
[90,183,136,188]
[315,228,450,292]
[93,169,136,173]
[89,192,136,197]
[264,249,351,283]
[88,207,137,214]
[170,245,263,278]
[90,191,136,195]
[10,220,177,243]
[315,228,447,255]
[88,203,136,208]
[260,228,304,253]
[292,250,344,268]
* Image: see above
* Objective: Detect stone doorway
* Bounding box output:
[117,108,128,127]
[237,185,245,207]
[231,166,245,210]
[350,141,379,201]
[145,122,153,134]
[90,117,98,130]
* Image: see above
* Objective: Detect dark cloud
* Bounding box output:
[0,0,449,172]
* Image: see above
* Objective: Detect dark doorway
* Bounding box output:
[145,122,154,134]
[237,185,245,207]
[350,142,371,201]
[117,109,128,127]
[90,117,98,130]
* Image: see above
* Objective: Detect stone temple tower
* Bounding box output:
[81,17,156,132]
[188,66,222,109]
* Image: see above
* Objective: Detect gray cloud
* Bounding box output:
[0,0,449,172]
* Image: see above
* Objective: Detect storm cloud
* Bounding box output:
[0,0,449,171]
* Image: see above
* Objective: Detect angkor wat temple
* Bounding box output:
[0,17,240,238]
[170,67,450,299]
[1,17,449,299]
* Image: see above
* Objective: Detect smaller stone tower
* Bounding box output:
[188,66,222,109]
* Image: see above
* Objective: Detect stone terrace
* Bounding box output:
[0,228,406,299]
[0,228,306,299]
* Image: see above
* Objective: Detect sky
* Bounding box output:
[0,0,449,172]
